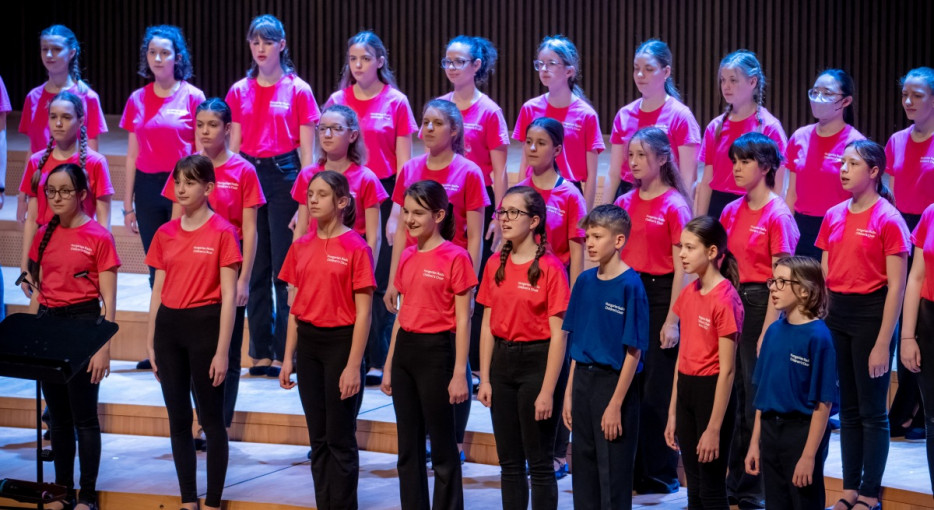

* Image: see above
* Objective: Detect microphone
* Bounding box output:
[73,271,107,325]
[15,271,40,294]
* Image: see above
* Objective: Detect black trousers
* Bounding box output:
[826,289,892,498]
[707,190,743,220]
[40,300,103,505]
[489,338,564,510]
[391,329,464,510]
[793,212,823,261]
[727,283,768,506]
[570,363,640,510]
[760,411,830,510]
[633,273,680,494]
[916,298,934,492]
[296,321,365,510]
[366,175,397,371]
[677,373,736,510]
[154,303,229,508]
[136,169,174,287]
[891,212,925,434]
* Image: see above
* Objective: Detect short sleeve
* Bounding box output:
[360,172,387,209]
[621,279,650,352]
[161,174,175,202]
[219,227,243,268]
[609,109,627,145]
[94,231,121,272]
[391,165,409,205]
[291,168,313,204]
[28,225,46,262]
[584,110,605,153]
[475,254,499,307]
[394,251,411,295]
[545,261,571,317]
[294,80,321,125]
[18,94,35,135]
[769,209,800,255]
[568,191,587,240]
[698,121,717,165]
[674,107,702,146]
[668,201,692,245]
[449,250,479,295]
[351,244,377,291]
[20,157,40,197]
[512,105,532,142]
[484,108,510,150]
[278,243,300,286]
[784,132,803,173]
[808,330,838,405]
[225,84,243,123]
[88,156,115,198]
[241,167,266,208]
[882,213,911,256]
[562,283,581,333]
[884,135,896,175]
[118,93,139,133]
[145,230,166,270]
[712,293,741,339]
[764,121,788,153]
[83,91,108,138]
[465,167,491,210]
[394,95,418,136]
[912,208,933,248]
[815,213,833,251]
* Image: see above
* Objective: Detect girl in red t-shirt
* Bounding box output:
[886,67,934,224]
[291,104,387,254]
[605,39,701,204]
[25,164,119,510]
[121,25,205,287]
[665,216,743,509]
[818,141,909,510]
[381,180,477,510]
[145,155,242,510]
[19,91,114,299]
[476,185,570,508]
[279,171,376,510]
[613,126,693,494]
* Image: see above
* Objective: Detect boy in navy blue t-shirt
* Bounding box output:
[563,204,649,510]
[745,256,837,510]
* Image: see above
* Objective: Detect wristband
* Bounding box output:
[901,336,917,340]
[122,208,135,216]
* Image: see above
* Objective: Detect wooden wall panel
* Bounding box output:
[2,0,931,145]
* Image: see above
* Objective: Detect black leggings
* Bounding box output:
[914,298,934,492]
[154,303,228,508]
[40,299,103,505]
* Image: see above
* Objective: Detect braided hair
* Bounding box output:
[494,186,548,287]
[40,25,85,89]
[31,91,87,194]
[715,50,766,141]
[29,163,89,288]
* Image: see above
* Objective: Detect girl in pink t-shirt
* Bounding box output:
[697,50,787,219]
[17,25,108,224]
[513,35,605,210]
[817,141,909,510]
[786,69,865,260]
[605,39,701,205]
[886,67,934,222]
[121,25,206,288]
[612,126,693,494]
[19,92,114,298]
[291,105,386,255]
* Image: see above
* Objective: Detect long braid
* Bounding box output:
[31,138,56,194]
[30,214,61,288]
[78,124,88,174]
[528,227,548,287]
[494,240,513,286]
[754,78,765,133]
[714,103,733,141]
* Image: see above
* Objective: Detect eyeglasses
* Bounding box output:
[440,57,472,70]
[317,124,347,134]
[533,59,564,72]
[766,277,800,290]
[807,88,843,101]
[494,208,532,221]
[44,187,76,199]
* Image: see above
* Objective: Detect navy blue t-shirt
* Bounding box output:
[753,317,838,414]
[562,267,649,370]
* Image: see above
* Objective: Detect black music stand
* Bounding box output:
[0,312,118,510]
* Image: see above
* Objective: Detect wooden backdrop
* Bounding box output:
[3,0,932,145]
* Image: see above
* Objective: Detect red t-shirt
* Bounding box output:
[19,82,109,153]
[721,196,800,283]
[517,175,587,266]
[911,204,934,301]
[395,241,478,334]
[325,85,418,179]
[699,107,788,194]
[226,74,321,157]
[290,163,388,237]
[28,220,121,308]
[785,123,865,217]
[392,154,490,249]
[610,97,702,183]
[119,81,206,173]
[476,252,570,341]
[615,188,692,275]
[816,198,910,294]
[512,95,605,183]
[437,92,510,185]
[279,230,376,327]
[885,127,934,215]
[19,149,115,226]
[673,279,744,376]
[161,154,266,240]
[145,214,243,309]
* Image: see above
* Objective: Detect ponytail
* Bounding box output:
[720,251,740,289]
[343,195,357,228]
[847,139,894,204]
[634,39,681,102]
[440,203,456,241]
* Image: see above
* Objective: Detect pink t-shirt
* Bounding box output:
[786,123,865,217]
[437,92,510,185]
[392,154,490,249]
[816,198,910,294]
[610,97,702,183]
[517,175,587,266]
[721,196,800,283]
[885,127,934,215]
[0,76,11,113]
[19,82,109,153]
[161,154,266,240]
[325,84,418,179]
[615,188,692,275]
[290,163,388,237]
[19,149,115,226]
[395,241,478,334]
[512,95,605,183]
[911,204,934,301]
[699,107,788,194]
[673,278,744,377]
[119,82,206,173]
[279,230,376,328]
[226,74,320,158]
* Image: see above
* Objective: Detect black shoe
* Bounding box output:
[248,365,268,376]
[364,372,383,386]
[136,359,152,370]
[265,365,281,378]
[43,430,51,441]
